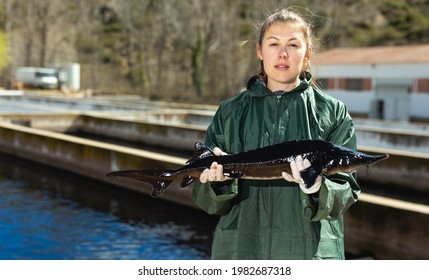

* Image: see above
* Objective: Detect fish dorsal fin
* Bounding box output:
[186,142,215,164]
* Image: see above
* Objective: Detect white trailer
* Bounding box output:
[15,67,59,89]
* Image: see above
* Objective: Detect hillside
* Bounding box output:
[1,0,429,103]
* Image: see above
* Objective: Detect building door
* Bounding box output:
[372,79,411,121]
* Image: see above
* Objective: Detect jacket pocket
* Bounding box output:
[313,239,344,260]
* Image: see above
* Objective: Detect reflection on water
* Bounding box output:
[0,153,218,260]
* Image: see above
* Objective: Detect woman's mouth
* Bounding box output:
[275,64,289,70]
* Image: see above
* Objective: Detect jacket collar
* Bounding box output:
[247,72,312,97]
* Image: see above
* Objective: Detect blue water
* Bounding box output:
[0,153,217,260]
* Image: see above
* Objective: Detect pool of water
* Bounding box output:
[0,153,218,260]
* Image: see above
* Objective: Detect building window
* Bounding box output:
[417,78,429,93]
[345,78,363,91]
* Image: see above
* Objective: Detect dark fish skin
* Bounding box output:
[106,139,389,197]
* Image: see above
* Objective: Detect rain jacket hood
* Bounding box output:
[192,73,360,260]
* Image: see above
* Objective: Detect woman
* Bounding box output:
[192,8,360,260]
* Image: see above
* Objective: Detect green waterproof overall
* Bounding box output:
[192,73,360,259]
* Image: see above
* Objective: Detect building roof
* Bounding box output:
[314,44,429,65]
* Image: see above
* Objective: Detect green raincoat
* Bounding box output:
[192,73,360,260]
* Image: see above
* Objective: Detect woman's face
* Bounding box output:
[256,22,311,92]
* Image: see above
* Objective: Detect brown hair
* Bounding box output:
[257,8,318,85]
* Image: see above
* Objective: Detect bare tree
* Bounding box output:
[2,0,425,101]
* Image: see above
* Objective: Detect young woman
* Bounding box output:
[192,8,360,260]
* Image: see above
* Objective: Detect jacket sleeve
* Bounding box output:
[301,105,361,221]
[192,107,239,215]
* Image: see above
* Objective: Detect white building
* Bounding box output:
[314,44,429,122]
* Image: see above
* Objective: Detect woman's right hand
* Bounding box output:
[199,147,230,183]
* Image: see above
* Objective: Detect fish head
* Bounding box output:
[324,146,389,175]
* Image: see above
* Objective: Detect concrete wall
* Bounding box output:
[0,121,196,208]
[3,112,428,155]
[0,113,207,152]
[345,195,429,259]
[78,114,206,152]
[0,113,81,132]
[356,127,429,154]
[357,146,429,194]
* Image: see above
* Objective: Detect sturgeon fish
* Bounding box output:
[106,139,389,197]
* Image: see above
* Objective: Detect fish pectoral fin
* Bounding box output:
[223,170,242,178]
[180,176,195,188]
[152,179,175,197]
[300,166,321,189]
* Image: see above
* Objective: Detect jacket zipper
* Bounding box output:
[268,95,283,259]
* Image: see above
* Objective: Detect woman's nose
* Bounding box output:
[279,49,288,59]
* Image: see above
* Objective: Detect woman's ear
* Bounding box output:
[256,43,263,60]
[305,47,313,60]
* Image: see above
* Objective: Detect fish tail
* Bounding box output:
[106,169,177,197]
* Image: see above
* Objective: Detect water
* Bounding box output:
[0,153,218,260]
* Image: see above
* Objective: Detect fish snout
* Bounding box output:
[366,154,389,165]
[326,153,389,175]
[350,153,389,171]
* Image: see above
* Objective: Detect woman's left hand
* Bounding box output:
[282,155,322,194]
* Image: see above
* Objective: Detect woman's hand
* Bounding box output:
[199,147,230,183]
[282,155,322,194]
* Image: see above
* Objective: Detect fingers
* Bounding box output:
[295,155,311,170]
[209,162,225,181]
[290,157,301,180]
[201,147,227,183]
[200,147,227,183]
[213,147,227,156]
[302,158,311,169]
[282,171,294,182]
[199,168,210,183]
[199,162,227,183]
[282,155,312,184]
[283,156,322,194]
